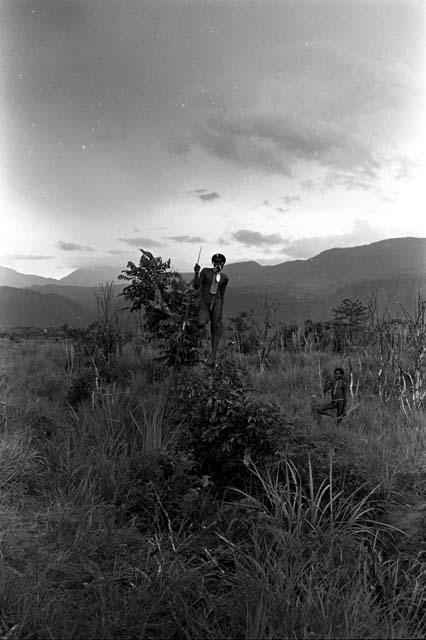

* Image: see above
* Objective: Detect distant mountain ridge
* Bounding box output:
[59,265,125,286]
[0,265,59,288]
[0,264,125,288]
[1,237,425,327]
[2,237,425,289]
[221,237,426,291]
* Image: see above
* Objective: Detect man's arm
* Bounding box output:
[322,374,332,394]
[219,274,229,299]
[193,265,203,290]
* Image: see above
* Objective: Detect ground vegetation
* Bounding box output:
[0,256,426,638]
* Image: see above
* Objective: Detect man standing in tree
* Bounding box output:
[193,253,229,367]
[316,367,347,425]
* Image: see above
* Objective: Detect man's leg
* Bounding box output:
[196,302,210,361]
[316,401,336,423]
[197,301,210,329]
[207,300,223,366]
[335,400,346,425]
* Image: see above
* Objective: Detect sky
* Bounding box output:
[0,0,425,278]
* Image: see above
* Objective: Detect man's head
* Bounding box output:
[211,253,226,272]
[334,367,344,378]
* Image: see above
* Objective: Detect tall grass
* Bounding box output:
[0,428,44,498]
[236,456,380,538]
[245,350,426,495]
[0,340,426,638]
[40,386,177,506]
[216,458,424,639]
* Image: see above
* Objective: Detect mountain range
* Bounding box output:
[0,264,124,288]
[1,237,425,328]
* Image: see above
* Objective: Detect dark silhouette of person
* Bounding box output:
[316,367,347,425]
[193,253,229,367]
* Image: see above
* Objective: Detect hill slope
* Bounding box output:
[59,266,124,286]
[224,237,426,291]
[31,284,127,318]
[0,266,59,288]
[0,287,95,328]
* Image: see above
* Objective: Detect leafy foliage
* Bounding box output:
[332,297,369,351]
[333,297,368,328]
[115,450,205,529]
[119,249,201,366]
[182,360,289,489]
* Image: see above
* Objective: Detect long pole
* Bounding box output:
[184,245,202,330]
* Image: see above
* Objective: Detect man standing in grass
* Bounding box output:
[193,253,229,367]
[316,367,347,425]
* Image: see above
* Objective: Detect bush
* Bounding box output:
[119,249,202,367]
[181,360,290,490]
[114,449,212,530]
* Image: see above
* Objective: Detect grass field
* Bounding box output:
[0,336,426,639]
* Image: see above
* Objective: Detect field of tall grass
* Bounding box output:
[1,334,426,639]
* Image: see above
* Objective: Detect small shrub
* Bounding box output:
[182,360,290,490]
[114,449,205,530]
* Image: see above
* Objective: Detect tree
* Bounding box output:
[119,249,201,366]
[333,298,368,329]
[332,297,368,350]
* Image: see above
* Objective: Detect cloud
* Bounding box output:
[255,199,292,214]
[107,249,128,255]
[118,236,160,247]
[320,169,377,193]
[194,40,420,186]
[262,200,272,208]
[301,168,380,195]
[187,189,220,201]
[279,219,382,259]
[301,179,315,192]
[165,235,205,243]
[58,241,95,252]
[281,195,301,205]
[9,254,54,260]
[197,98,380,179]
[232,229,284,247]
[200,192,220,202]
[197,117,293,175]
[199,191,220,202]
